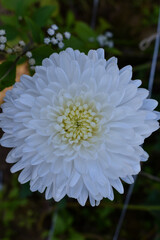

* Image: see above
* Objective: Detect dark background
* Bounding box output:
[0,0,160,239]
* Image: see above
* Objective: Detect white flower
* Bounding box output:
[0,48,159,207]
[105,31,113,38]
[47,28,55,36]
[28,58,35,65]
[18,16,23,21]
[0,36,7,44]
[26,51,32,58]
[58,41,64,49]
[97,35,106,46]
[13,45,22,53]
[51,37,58,45]
[0,44,5,50]
[44,37,51,45]
[56,33,63,41]
[19,40,25,47]
[107,40,114,48]
[64,32,71,39]
[51,24,58,30]
[97,33,114,48]
[6,48,13,54]
[30,66,35,71]
[0,29,6,35]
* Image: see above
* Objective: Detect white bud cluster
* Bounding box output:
[25,51,35,71]
[0,29,7,51]
[6,48,13,54]
[97,31,114,48]
[19,40,26,47]
[26,51,32,58]
[11,40,26,54]
[44,24,71,49]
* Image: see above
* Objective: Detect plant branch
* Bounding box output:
[0,42,34,83]
[140,171,160,182]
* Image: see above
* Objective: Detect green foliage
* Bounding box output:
[40,0,59,17]
[69,230,85,240]
[33,6,57,27]
[75,21,97,41]
[66,11,75,27]
[97,18,111,33]
[0,61,16,90]
[25,17,43,43]
[0,1,160,240]
[1,0,38,15]
[32,45,54,65]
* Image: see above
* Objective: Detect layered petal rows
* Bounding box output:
[0,48,159,206]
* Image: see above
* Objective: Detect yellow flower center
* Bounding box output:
[57,101,99,144]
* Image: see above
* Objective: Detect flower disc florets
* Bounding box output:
[0,48,159,206]
[57,99,99,144]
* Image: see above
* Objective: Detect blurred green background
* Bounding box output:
[0,0,160,239]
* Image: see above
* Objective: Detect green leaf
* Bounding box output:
[40,0,59,17]
[97,18,111,33]
[33,6,56,27]
[54,214,73,235]
[32,45,54,65]
[1,0,38,15]
[1,0,19,11]
[75,21,96,41]
[0,61,16,91]
[0,15,19,27]
[25,17,42,43]
[106,47,122,56]
[66,10,75,27]
[64,36,84,50]
[20,183,32,198]
[16,0,39,16]
[3,25,19,41]
[69,231,85,240]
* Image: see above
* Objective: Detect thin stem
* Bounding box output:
[140,171,160,182]
[91,0,99,29]
[66,201,160,211]
[0,55,21,82]
[0,42,34,82]
[148,9,160,98]
[0,170,3,190]
[47,206,58,240]
[113,175,137,240]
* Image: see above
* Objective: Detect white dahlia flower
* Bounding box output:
[0,48,159,206]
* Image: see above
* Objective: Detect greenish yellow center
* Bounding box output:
[57,102,99,143]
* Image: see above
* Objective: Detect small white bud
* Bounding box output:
[18,16,23,21]
[97,35,106,46]
[30,66,35,70]
[0,44,5,50]
[6,48,13,54]
[64,32,71,39]
[51,37,58,45]
[29,58,36,66]
[19,40,25,47]
[58,41,64,49]
[0,29,6,35]
[44,37,51,45]
[107,40,114,48]
[56,33,63,41]
[105,31,113,38]
[13,45,22,53]
[51,24,58,30]
[26,51,32,58]
[47,28,55,36]
[88,37,95,42]
[0,36,7,44]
